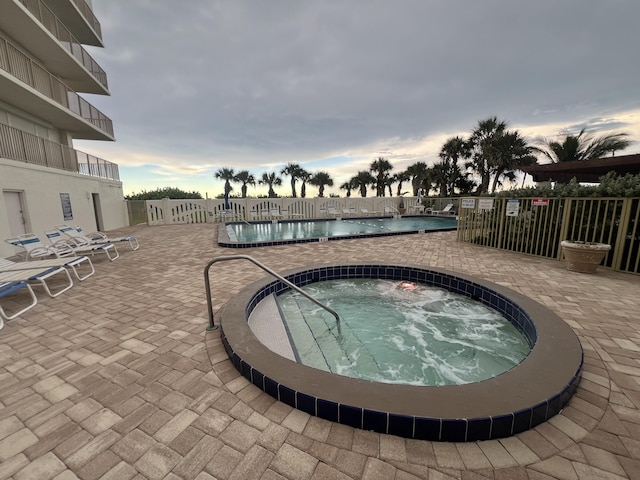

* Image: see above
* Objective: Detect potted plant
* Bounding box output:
[560,240,611,274]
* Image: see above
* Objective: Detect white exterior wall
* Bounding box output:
[0,158,128,258]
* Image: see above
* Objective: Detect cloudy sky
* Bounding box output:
[75,0,640,198]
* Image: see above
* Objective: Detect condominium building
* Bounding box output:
[0,0,127,258]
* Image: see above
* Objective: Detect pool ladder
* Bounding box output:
[204,254,341,332]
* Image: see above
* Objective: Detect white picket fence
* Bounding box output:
[144,197,454,225]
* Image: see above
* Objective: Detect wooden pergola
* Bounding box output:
[521,153,640,183]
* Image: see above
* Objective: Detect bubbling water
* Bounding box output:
[276,279,531,386]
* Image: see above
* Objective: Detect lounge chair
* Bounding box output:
[44,230,119,261]
[259,209,271,220]
[384,205,399,215]
[0,256,94,282]
[270,208,283,220]
[56,225,139,251]
[283,208,304,219]
[0,264,73,298]
[327,206,341,217]
[216,210,235,222]
[0,281,37,325]
[433,204,455,215]
[13,234,77,259]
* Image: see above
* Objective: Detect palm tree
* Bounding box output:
[215,167,235,197]
[438,136,470,196]
[370,157,393,196]
[535,129,631,163]
[406,162,429,196]
[488,130,537,193]
[340,179,355,197]
[465,116,508,194]
[259,172,282,198]
[350,171,376,198]
[298,169,311,198]
[308,171,334,197]
[234,170,256,198]
[281,162,303,197]
[394,171,411,197]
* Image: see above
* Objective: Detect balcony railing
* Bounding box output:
[19,0,108,90]
[0,123,120,181]
[0,34,114,138]
[70,0,102,39]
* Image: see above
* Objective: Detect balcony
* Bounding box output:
[0,123,120,181]
[43,0,103,47]
[0,33,114,140]
[0,0,108,94]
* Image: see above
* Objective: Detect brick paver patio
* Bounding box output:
[1,223,639,479]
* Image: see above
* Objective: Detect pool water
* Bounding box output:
[227,216,456,243]
[276,279,531,386]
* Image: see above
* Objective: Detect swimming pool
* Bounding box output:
[218,216,457,247]
[220,263,583,441]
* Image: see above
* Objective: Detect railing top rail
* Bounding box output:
[204,254,340,332]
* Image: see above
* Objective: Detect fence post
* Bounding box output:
[496,199,506,250]
[556,198,572,260]
[162,197,172,225]
[611,198,632,271]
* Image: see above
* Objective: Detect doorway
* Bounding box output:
[3,190,27,236]
[92,193,104,231]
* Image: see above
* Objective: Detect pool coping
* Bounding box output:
[219,263,583,442]
[217,215,458,248]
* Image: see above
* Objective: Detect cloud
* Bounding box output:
[78,0,640,197]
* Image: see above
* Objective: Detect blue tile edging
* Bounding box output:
[219,263,584,441]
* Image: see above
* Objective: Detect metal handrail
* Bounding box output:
[204,254,341,332]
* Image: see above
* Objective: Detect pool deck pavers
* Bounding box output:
[1,223,639,479]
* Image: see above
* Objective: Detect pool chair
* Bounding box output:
[56,224,139,251]
[384,205,399,215]
[44,230,119,262]
[0,256,94,282]
[217,210,235,222]
[327,206,341,217]
[259,209,271,220]
[270,208,283,220]
[0,281,38,326]
[282,208,304,219]
[433,203,455,215]
[0,264,73,299]
[14,234,77,259]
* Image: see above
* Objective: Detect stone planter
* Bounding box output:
[560,241,611,274]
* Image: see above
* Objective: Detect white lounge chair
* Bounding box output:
[0,281,37,325]
[0,264,73,298]
[216,210,235,222]
[327,206,341,217]
[56,225,139,251]
[384,205,399,215]
[44,230,119,261]
[270,208,283,220]
[9,235,74,259]
[0,256,94,282]
[433,204,455,215]
[259,209,271,220]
